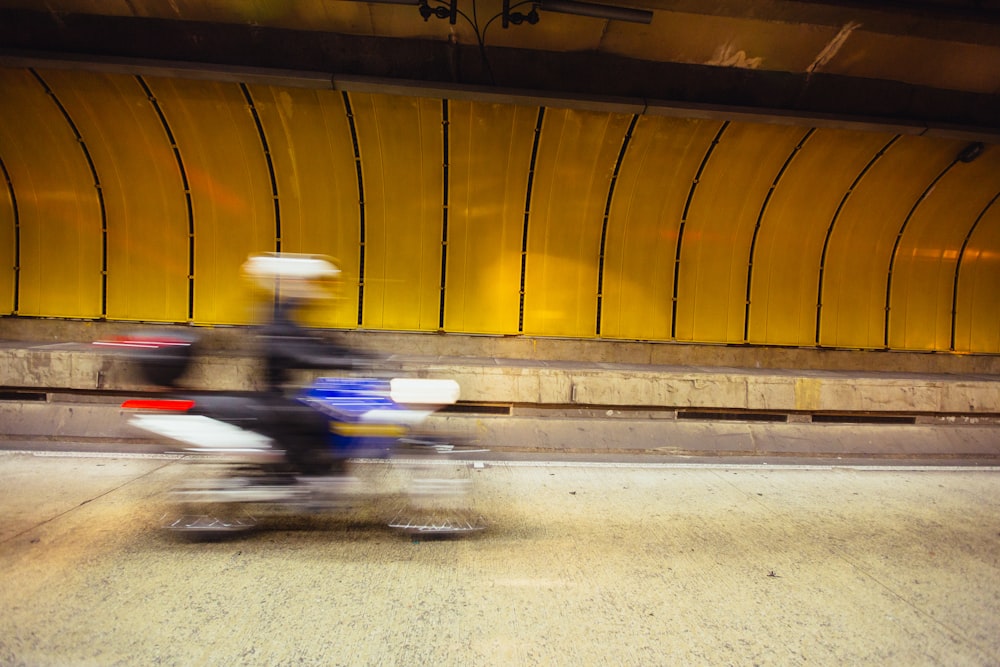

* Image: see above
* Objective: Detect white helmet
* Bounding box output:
[242,253,341,302]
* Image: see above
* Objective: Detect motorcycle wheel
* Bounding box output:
[160,505,259,539]
[388,468,486,536]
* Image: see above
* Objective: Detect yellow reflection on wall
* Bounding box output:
[0,68,103,318]
[955,212,1000,353]
[522,108,633,337]
[0,162,13,314]
[145,77,276,325]
[42,69,191,322]
[819,136,962,349]
[350,92,443,331]
[602,115,724,341]
[444,100,537,334]
[747,129,892,346]
[247,85,361,329]
[674,122,804,343]
[887,147,1000,351]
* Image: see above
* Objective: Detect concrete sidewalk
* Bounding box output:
[3,398,1000,460]
[1,450,998,665]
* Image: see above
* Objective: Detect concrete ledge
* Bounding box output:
[437,363,1000,414]
[2,317,1000,375]
[2,342,999,416]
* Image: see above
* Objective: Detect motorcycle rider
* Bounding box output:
[258,298,359,474]
[244,254,363,476]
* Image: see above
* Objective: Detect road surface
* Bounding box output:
[2,449,999,665]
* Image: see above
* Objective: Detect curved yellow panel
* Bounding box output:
[523,108,633,337]
[247,85,361,328]
[145,77,276,325]
[888,147,1000,351]
[0,68,102,318]
[0,160,12,314]
[747,129,894,346]
[954,200,1000,353]
[41,69,190,322]
[601,115,724,341]
[674,122,806,343]
[820,136,966,349]
[350,92,443,331]
[444,100,537,335]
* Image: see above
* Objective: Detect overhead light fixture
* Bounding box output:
[365,0,458,24]
[362,0,652,83]
[419,0,457,23]
[367,0,652,27]
[538,0,653,24]
[502,0,539,27]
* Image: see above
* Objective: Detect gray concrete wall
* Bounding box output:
[2,340,1000,416]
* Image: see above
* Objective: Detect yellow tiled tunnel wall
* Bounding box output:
[1,66,998,352]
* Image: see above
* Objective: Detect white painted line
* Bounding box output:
[2,450,998,472]
[363,457,1000,473]
[0,450,184,461]
[470,460,1000,473]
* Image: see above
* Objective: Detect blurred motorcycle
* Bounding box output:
[113,254,484,537]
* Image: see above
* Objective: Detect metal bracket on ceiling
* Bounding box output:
[373,0,651,28]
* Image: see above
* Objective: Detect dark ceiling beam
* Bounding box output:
[1,8,998,135]
[655,0,1000,42]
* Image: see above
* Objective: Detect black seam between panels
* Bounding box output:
[883,158,960,348]
[671,121,729,339]
[815,135,900,345]
[341,91,366,327]
[950,189,1000,351]
[595,113,638,336]
[137,75,195,321]
[519,107,545,333]
[743,127,816,343]
[31,69,108,318]
[239,83,281,252]
[0,155,18,313]
[439,99,450,330]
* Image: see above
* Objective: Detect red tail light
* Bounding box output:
[95,336,192,349]
[121,399,195,411]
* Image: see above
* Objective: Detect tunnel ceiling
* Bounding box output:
[2,0,1000,130]
[0,1,999,353]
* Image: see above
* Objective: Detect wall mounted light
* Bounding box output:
[958,141,985,163]
[366,0,652,28]
[419,0,458,23]
[502,0,540,27]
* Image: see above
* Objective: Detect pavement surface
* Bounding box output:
[2,448,1000,666]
